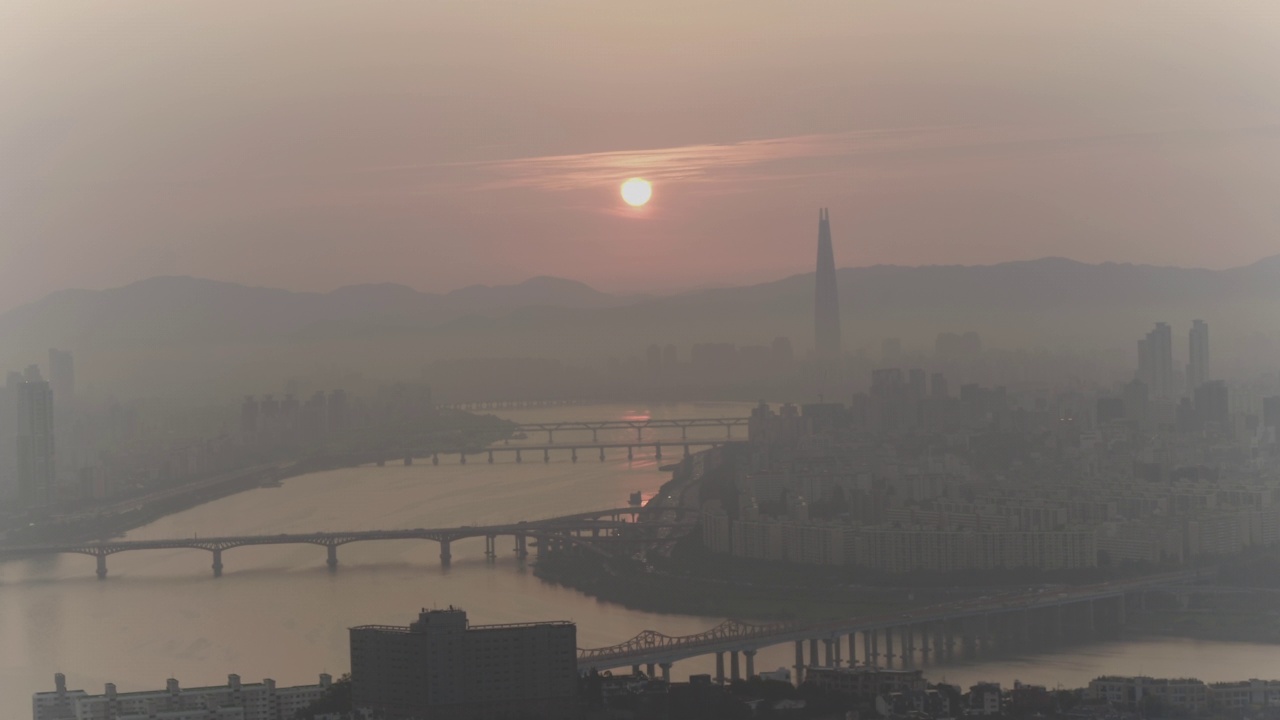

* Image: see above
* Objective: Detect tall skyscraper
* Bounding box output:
[16,375,55,508]
[1187,319,1209,393]
[814,208,841,361]
[1137,322,1174,402]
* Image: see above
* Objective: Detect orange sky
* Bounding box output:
[2,1,1280,310]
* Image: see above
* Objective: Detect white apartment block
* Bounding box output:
[34,673,332,720]
[1210,679,1280,709]
[1088,676,1208,712]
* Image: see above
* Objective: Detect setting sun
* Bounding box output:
[620,177,652,207]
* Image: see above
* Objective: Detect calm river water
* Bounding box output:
[1,402,1277,715]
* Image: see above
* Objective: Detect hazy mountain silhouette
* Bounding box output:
[2,256,1278,399]
[0,275,636,346]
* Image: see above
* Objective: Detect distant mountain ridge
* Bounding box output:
[0,275,640,347]
[2,255,1278,398]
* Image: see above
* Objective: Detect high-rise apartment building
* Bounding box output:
[1188,319,1209,393]
[908,368,927,400]
[1138,323,1175,401]
[349,607,578,720]
[1194,380,1230,431]
[930,372,949,399]
[47,349,74,415]
[1264,396,1280,430]
[47,349,75,490]
[0,373,17,504]
[814,208,841,361]
[16,373,55,508]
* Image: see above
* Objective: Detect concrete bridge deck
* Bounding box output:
[0,507,696,579]
[576,568,1214,678]
[405,440,729,466]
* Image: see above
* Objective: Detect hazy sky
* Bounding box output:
[3,1,1280,311]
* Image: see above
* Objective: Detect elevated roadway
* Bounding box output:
[0,507,696,579]
[577,568,1214,680]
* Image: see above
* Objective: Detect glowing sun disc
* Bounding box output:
[621,178,652,207]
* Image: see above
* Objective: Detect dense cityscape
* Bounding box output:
[1,204,1277,718]
[6,2,1280,719]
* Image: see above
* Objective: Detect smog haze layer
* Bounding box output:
[4,0,1280,314]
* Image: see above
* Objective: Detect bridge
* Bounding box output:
[576,569,1213,682]
[439,399,598,411]
[510,417,749,444]
[0,507,696,580]
[400,440,729,466]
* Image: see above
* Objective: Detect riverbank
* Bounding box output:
[534,447,1279,644]
[2,411,515,547]
[533,549,904,621]
[536,534,1280,648]
[1124,591,1280,643]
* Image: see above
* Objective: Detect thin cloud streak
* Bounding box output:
[476,128,958,191]
[444,120,1280,195]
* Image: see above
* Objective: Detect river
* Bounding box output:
[2,402,1277,715]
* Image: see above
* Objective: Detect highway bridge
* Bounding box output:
[0,507,696,580]
[576,569,1214,682]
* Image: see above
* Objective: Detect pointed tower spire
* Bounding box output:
[815,208,841,362]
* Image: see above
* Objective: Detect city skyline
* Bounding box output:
[8,3,1280,716]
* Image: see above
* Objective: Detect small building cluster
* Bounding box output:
[1088,675,1280,714]
[33,673,333,720]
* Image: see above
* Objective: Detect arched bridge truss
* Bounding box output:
[576,569,1215,672]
